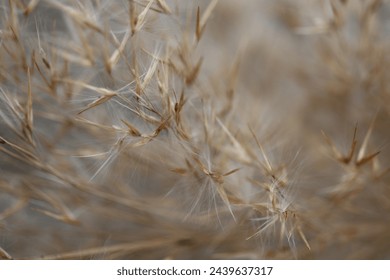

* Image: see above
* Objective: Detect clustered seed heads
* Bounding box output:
[0,0,389,259]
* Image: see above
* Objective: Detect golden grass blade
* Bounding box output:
[78,94,116,115]
[156,0,171,14]
[185,57,203,85]
[357,117,376,163]
[249,127,273,174]
[0,246,12,260]
[0,198,27,220]
[217,118,251,163]
[135,0,155,33]
[108,30,131,72]
[121,119,141,137]
[24,67,34,144]
[24,0,40,16]
[198,0,219,40]
[39,239,170,260]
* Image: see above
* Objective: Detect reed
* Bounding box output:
[0,0,389,259]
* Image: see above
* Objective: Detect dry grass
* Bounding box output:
[0,0,389,259]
